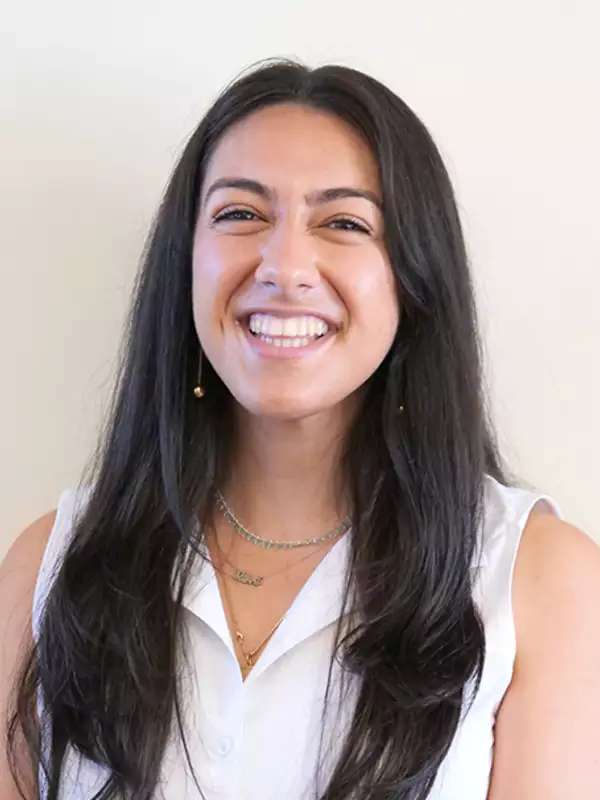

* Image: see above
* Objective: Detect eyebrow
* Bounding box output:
[202,177,383,211]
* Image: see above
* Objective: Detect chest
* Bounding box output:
[210,542,336,679]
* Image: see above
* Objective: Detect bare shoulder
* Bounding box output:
[515,507,600,611]
[0,510,56,799]
[487,508,600,799]
[1,510,57,588]
[0,510,57,642]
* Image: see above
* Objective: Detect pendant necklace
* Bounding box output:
[211,490,351,677]
[217,562,287,679]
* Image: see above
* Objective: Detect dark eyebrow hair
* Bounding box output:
[202,177,383,211]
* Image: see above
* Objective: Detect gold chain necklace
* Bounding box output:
[210,495,351,677]
[217,561,286,679]
[216,541,329,587]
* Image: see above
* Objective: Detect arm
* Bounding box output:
[487,510,600,799]
[0,511,56,800]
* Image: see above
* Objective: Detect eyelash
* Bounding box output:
[212,208,371,234]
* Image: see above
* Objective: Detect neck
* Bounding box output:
[218,399,360,544]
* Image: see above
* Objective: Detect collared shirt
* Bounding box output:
[33,474,562,799]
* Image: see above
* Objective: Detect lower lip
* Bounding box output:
[239,323,336,359]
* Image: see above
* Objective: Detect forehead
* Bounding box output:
[202,102,380,193]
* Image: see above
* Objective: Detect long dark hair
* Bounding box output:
[8,57,515,799]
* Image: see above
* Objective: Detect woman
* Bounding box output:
[2,58,599,800]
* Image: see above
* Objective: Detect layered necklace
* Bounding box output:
[211,490,351,678]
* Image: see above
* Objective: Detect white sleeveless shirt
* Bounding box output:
[32,473,562,799]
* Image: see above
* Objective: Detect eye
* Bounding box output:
[212,208,261,223]
[326,217,371,234]
[212,208,371,234]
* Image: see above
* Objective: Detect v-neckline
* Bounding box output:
[180,529,353,685]
[214,533,350,676]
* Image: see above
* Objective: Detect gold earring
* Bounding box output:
[193,349,205,398]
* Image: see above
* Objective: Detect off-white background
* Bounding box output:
[1,1,599,559]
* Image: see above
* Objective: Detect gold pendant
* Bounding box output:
[233,569,264,587]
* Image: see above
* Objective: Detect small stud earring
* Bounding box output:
[193,349,205,399]
[398,404,405,413]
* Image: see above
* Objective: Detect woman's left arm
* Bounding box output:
[487,511,600,799]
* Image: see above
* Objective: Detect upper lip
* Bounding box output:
[238,307,341,330]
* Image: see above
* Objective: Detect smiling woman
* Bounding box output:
[2,57,599,800]
[192,102,398,420]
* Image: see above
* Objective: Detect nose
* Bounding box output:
[254,220,320,293]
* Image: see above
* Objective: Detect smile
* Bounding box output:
[238,321,336,358]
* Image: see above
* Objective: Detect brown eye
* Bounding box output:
[326,217,370,234]
[213,208,260,223]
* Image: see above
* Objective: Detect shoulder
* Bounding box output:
[511,508,600,675]
[511,507,600,692]
[487,509,600,798]
[0,510,56,799]
[513,509,600,645]
[1,510,57,584]
[0,510,57,641]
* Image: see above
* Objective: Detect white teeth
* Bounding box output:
[255,334,311,347]
[248,313,330,339]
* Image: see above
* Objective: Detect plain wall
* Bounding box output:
[2,0,599,558]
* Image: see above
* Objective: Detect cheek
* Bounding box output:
[193,232,260,281]
[192,237,247,327]
[340,251,399,334]
[192,237,229,293]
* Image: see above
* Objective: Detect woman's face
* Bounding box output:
[192,102,400,420]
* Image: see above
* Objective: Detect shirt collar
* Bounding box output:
[178,516,486,685]
[179,530,353,684]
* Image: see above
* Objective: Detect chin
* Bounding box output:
[234,389,340,422]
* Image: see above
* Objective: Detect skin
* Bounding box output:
[192,102,400,554]
[486,510,600,799]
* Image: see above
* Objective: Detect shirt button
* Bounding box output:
[216,736,233,757]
